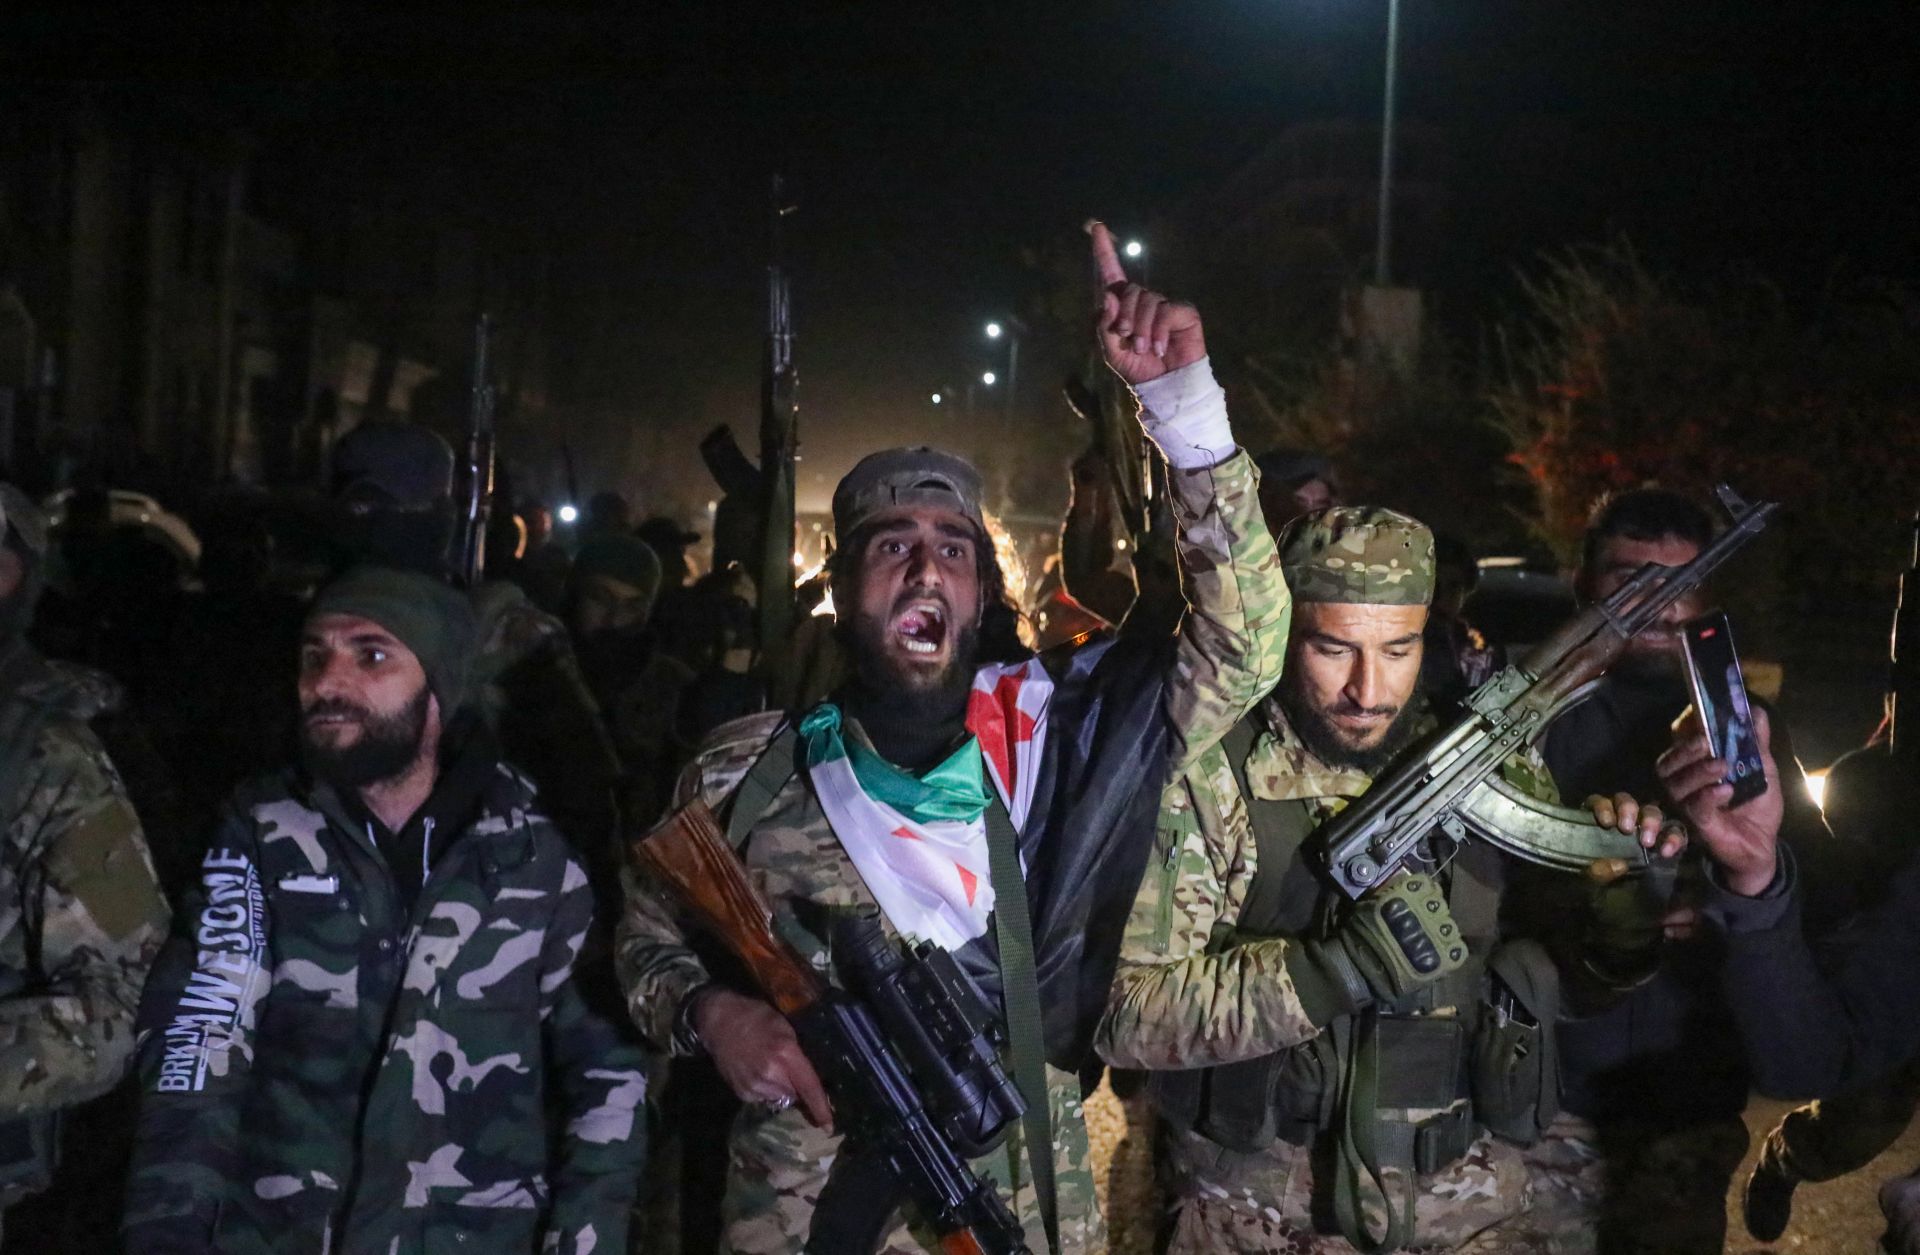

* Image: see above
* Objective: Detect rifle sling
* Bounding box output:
[984,793,1059,1255]
[725,724,800,851]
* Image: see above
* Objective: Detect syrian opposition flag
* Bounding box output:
[803,659,1053,951]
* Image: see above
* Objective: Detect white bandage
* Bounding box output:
[1133,357,1234,469]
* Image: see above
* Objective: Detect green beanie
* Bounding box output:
[308,566,477,716]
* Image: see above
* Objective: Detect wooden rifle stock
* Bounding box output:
[627,799,822,1017]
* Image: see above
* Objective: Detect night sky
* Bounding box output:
[9,1,1919,511]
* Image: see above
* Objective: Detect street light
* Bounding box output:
[931,392,943,405]
[1123,239,1144,259]
[1374,0,1402,287]
[557,503,579,525]
[985,322,1003,339]
[981,371,997,386]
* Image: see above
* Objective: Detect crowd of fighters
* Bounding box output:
[0,222,1913,1254]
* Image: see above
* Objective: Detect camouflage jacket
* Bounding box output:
[616,447,1289,1253]
[0,644,170,1118]
[1098,692,1559,1071]
[124,756,647,1254]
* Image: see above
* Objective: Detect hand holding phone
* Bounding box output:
[1680,611,1768,808]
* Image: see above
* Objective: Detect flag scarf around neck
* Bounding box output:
[799,659,1053,951]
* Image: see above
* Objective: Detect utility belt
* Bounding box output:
[1151,968,1482,1166]
[1151,940,1560,1251]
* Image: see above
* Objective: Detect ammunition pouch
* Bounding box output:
[1470,939,1562,1146]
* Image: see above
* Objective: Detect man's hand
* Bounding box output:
[691,988,834,1130]
[1088,220,1204,386]
[1582,791,1688,870]
[1657,705,1784,897]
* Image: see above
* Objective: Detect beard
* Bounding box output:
[1279,671,1430,776]
[845,595,979,714]
[300,686,431,790]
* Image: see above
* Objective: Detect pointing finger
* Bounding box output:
[1087,219,1128,291]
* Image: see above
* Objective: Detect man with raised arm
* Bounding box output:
[617,222,1290,1253]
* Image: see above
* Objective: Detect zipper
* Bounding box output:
[421,817,435,887]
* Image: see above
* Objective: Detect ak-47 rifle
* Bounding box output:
[459,314,497,587]
[1322,484,1780,900]
[757,176,801,658]
[1891,511,1918,761]
[630,800,1030,1255]
[1062,370,1149,546]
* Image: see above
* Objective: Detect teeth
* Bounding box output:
[903,639,938,654]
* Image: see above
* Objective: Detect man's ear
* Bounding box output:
[0,548,22,602]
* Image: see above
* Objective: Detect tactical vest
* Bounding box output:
[1149,710,1561,1223]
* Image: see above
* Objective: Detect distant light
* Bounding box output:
[705,499,718,514]
[982,371,997,385]
[1115,538,1128,552]
[558,504,579,524]
[1123,240,1145,259]
[985,322,1003,339]
[931,392,943,405]
[1805,769,1828,810]
[793,550,806,568]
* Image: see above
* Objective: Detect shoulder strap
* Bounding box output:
[724,725,800,850]
[1221,713,1319,936]
[984,794,1059,1254]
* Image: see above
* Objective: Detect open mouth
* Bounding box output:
[892,601,949,656]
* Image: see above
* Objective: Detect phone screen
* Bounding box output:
[1681,611,1768,808]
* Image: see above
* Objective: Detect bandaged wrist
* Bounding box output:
[1133,357,1233,469]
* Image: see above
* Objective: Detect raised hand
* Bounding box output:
[1088,220,1205,386]
[1657,705,1784,897]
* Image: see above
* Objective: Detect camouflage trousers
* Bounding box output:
[1762,1058,1920,1185]
[1161,1110,1748,1254]
[1161,1124,1534,1253]
[717,1063,1103,1254]
[1503,1112,1748,1255]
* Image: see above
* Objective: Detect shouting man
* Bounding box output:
[617,222,1290,1253]
[124,566,647,1253]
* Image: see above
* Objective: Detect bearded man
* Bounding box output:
[617,222,1291,1253]
[123,566,648,1254]
[1099,505,1683,1254]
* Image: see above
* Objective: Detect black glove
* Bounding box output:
[1285,870,1468,1026]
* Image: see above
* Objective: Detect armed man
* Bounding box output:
[0,483,171,1242]
[123,565,648,1252]
[1528,488,1844,1252]
[617,221,1290,1253]
[1098,505,1684,1254]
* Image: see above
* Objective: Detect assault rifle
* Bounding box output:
[758,175,801,660]
[459,313,497,588]
[1323,484,1779,900]
[1891,510,1918,760]
[630,800,1031,1255]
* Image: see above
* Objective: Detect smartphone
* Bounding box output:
[1680,610,1768,808]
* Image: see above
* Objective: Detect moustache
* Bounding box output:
[1329,698,1400,719]
[303,698,372,722]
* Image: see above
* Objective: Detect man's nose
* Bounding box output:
[301,653,350,701]
[1347,654,1384,709]
[905,543,943,588]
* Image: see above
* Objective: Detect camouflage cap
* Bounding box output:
[832,446,986,541]
[1277,505,1435,606]
[0,482,48,556]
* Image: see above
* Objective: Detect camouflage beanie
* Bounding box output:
[308,565,477,715]
[1277,506,1435,606]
